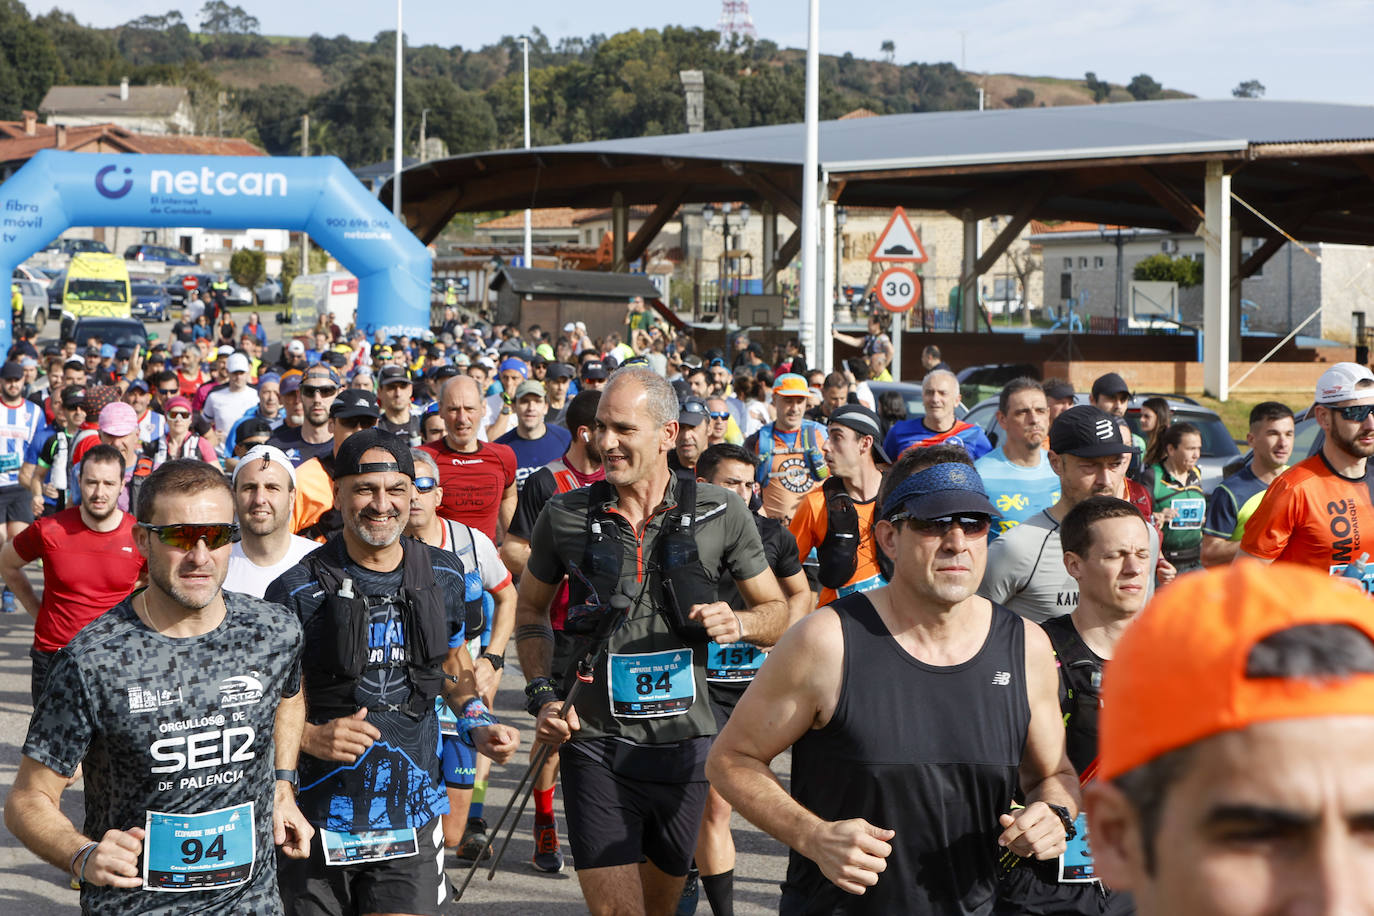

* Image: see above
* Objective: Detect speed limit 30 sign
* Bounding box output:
[875,266,921,312]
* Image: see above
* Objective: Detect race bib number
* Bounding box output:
[143,803,254,892]
[0,453,19,474]
[1328,563,1374,596]
[321,827,418,866]
[436,695,458,737]
[836,573,887,598]
[1057,813,1096,884]
[609,649,695,718]
[706,642,762,683]
[1168,498,1205,530]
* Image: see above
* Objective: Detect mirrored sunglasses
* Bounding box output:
[138,522,239,550]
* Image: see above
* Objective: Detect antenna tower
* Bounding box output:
[717,0,758,43]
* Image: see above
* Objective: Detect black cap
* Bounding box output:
[235,417,274,442]
[61,386,87,408]
[430,364,459,381]
[1042,379,1076,401]
[828,405,891,464]
[679,397,709,427]
[334,427,416,479]
[377,365,411,387]
[1049,405,1134,458]
[0,362,23,380]
[115,347,133,361]
[1090,372,1131,399]
[547,362,574,380]
[581,360,608,380]
[329,388,381,420]
[603,355,620,371]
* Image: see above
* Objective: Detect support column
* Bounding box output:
[820,194,836,373]
[960,211,979,332]
[761,202,778,294]
[611,191,627,273]
[1203,161,1232,400]
[1229,225,1244,355]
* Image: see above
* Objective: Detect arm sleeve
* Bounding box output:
[1239,476,1298,560]
[721,493,769,582]
[524,501,568,585]
[21,650,95,778]
[11,518,44,563]
[508,468,553,540]
[1202,483,1240,539]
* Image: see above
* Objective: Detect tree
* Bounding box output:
[1084,71,1111,102]
[1005,87,1035,108]
[1005,247,1042,325]
[230,248,267,300]
[236,83,308,155]
[1126,73,1163,101]
[1232,79,1265,99]
[0,0,62,119]
[880,40,894,64]
[1133,253,1203,288]
[118,11,200,67]
[199,1,259,35]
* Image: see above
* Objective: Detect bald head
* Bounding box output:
[439,374,485,450]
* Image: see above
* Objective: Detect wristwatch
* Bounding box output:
[479,652,505,671]
[274,769,299,792]
[1046,803,1077,840]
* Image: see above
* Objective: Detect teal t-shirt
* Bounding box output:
[974,446,1061,540]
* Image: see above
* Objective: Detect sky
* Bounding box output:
[41,0,1374,105]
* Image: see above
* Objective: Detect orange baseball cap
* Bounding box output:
[1099,562,1374,781]
[773,373,810,397]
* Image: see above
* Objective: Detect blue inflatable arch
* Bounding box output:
[0,149,432,355]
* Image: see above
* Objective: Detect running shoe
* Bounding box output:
[531,821,564,873]
[676,864,699,916]
[455,817,492,862]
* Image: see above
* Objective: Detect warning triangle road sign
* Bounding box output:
[867,206,929,263]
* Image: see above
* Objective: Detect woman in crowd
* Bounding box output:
[1140,420,1206,573]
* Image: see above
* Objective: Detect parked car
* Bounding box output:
[225,279,253,307]
[255,278,282,304]
[12,264,49,290]
[130,280,170,321]
[123,244,198,267]
[866,379,969,431]
[42,237,111,257]
[1223,404,1322,478]
[956,362,1041,406]
[66,316,148,352]
[964,393,1240,494]
[12,279,46,329]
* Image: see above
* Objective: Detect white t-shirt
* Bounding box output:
[224,535,321,599]
[202,386,261,435]
[437,518,512,594]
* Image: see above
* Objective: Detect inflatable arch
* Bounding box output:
[0,149,432,355]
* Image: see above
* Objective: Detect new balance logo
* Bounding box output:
[991,671,1012,686]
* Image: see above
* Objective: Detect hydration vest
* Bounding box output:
[752,420,827,487]
[1044,618,1103,778]
[441,517,491,637]
[816,477,862,590]
[301,536,453,721]
[570,477,718,641]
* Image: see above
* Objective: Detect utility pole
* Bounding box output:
[419,108,429,163]
[391,0,403,218]
[300,114,310,277]
[521,36,532,269]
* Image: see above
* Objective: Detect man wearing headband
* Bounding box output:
[1085,563,1374,914]
[709,443,1078,913]
[223,445,319,599]
[267,429,519,914]
[7,459,313,909]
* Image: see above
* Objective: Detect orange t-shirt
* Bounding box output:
[1241,453,1374,574]
[789,484,883,607]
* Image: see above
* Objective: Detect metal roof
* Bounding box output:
[489,267,661,300]
[392,99,1374,248]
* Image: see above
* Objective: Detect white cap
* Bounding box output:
[226,353,250,374]
[563,322,576,333]
[1315,362,1374,404]
[286,340,306,355]
[231,444,297,488]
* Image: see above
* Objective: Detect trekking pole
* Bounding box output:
[453,594,632,901]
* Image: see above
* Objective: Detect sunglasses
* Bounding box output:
[708,412,730,420]
[158,389,179,397]
[302,385,338,399]
[166,410,190,420]
[1332,403,1374,422]
[888,514,991,538]
[336,415,378,429]
[414,476,437,493]
[138,522,239,550]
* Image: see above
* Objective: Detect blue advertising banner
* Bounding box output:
[0,150,432,354]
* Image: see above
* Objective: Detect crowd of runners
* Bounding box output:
[2,300,1372,916]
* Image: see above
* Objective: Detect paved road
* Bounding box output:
[0,576,794,913]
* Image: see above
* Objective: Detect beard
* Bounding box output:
[148,556,224,611]
[349,508,402,547]
[83,497,118,523]
[1330,422,1374,460]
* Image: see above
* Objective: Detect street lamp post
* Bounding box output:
[703,202,750,331]
[1100,224,1139,331]
[834,206,848,322]
[520,36,532,269]
[391,0,403,218]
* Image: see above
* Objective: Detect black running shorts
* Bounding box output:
[279,816,448,916]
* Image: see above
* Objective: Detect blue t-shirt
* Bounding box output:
[975,446,1061,539]
[1204,463,1284,543]
[496,424,572,491]
[883,418,993,463]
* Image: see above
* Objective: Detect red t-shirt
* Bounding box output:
[13,507,145,652]
[419,439,517,541]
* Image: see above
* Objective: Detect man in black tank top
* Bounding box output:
[996,496,1149,915]
[707,444,1080,915]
